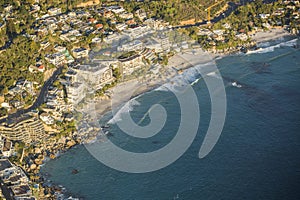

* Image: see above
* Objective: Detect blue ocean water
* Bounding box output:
[41,38,300,200]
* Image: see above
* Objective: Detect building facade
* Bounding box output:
[0,115,46,143]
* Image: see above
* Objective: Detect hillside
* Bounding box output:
[122,0,234,25]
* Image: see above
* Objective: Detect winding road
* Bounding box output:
[0,66,63,124]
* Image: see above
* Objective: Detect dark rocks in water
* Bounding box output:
[72,169,79,174]
[249,62,271,74]
[241,45,260,53]
[240,46,248,53]
[104,131,113,137]
[152,141,159,144]
[101,125,110,129]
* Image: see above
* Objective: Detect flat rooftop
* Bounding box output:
[0,159,13,171]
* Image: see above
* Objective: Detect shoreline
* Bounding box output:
[92,29,297,122]
[41,29,298,199]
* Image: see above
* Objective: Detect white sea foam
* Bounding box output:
[247,38,298,55]
[257,41,271,48]
[155,61,217,91]
[108,99,141,124]
[108,60,218,123]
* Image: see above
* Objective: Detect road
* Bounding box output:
[0,66,63,124]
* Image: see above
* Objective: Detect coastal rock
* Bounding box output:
[35,158,43,165]
[30,164,37,170]
[66,140,76,148]
[35,148,42,154]
[58,137,66,144]
[49,154,56,159]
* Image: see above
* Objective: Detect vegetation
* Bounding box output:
[0,36,43,95]
[95,67,120,96]
[122,0,224,25]
[55,120,76,138]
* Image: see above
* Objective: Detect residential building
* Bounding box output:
[45,52,66,66]
[75,64,114,89]
[39,113,54,125]
[72,47,89,59]
[66,82,86,105]
[0,159,35,200]
[48,7,62,16]
[117,40,144,52]
[0,115,46,143]
[2,140,13,157]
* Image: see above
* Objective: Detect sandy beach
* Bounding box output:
[251,28,291,43]
[90,48,216,120]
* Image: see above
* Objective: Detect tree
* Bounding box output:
[6,20,16,39]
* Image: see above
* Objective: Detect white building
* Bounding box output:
[67,82,86,105]
[75,64,114,89]
[40,113,55,125]
[118,40,144,52]
[72,47,89,59]
[48,7,62,16]
[45,53,66,66]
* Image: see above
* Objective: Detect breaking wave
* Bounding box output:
[108,99,141,124]
[247,38,298,55]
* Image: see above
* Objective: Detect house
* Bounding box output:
[28,64,45,73]
[108,6,125,14]
[40,40,50,49]
[10,100,24,109]
[92,37,102,43]
[37,65,45,73]
[36,27,48,37]
[259,14,270,19]
[262,22,271,29]
[10,185,32,198]
[222,23,231,29]
[95,23,103,29]
[1,102,11,110]
[103,10,114,18]
[48,7,62,16]
[39,113,54,125]
[119,12,134,19]
[45,53,66,66]
[64,113,74,122]
[236,33,248,41]
[72,47,89,59]
[116,23,127,31]
[136,9,147,20]
[126,19,135,26]
[31,4,40,12]
[2,140,13,157]
[4,5,13,12]
[0,159,15,177]
[54,45,66,53]
[88,18,97,24]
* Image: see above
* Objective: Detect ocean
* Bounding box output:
[41,38,300,200]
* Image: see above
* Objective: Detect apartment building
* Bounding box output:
[0,115,46,143]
